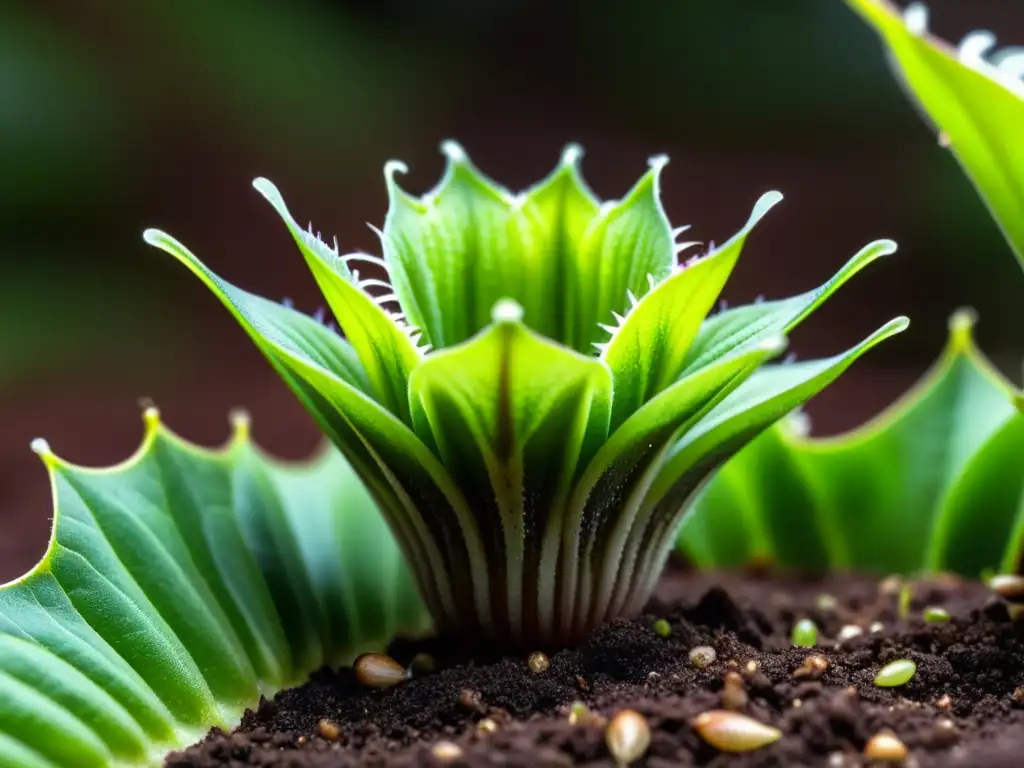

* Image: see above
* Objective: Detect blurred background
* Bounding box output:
[2,0,1023,579]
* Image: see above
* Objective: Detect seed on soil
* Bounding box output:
[875,659,917,687]
[527,651,550,674]
[317,719,341,741]
[1012,686,1024,702]
[691,709,782,753]
[722,671,748,710]
[791,618,818,647]
[459,688,483,711]
[936,694,952,709]
[653,618,671,637]
[606,709,651,765]
[864,729,908,762]
[792,654,829,680]
[989,574,1024,603]
[431,740,463,762]
[870,621,885,633]
[742,659,759,679]
[576,674,590,691]
[689,645,717,668]
[836,624,863,645]
[923,606,950,622]
[816,593,838,612]
[879,575,903,595]
[931,718,959,747]
[477,718,498,734]
[353,653,408,689]
[569,700,596,726]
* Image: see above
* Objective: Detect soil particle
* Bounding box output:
[167,565,1024,767]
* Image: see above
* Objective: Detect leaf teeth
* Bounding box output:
[612,311,626,325]
[281,296,294,308]
[561,142,584,168]
[675,240,703,256]
[671,225,692,238]
[647,273,657,290]
[627,289,639,308]
[598,323,618,335]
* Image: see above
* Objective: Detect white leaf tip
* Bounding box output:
[647,153,670,172]
[29,438,53,457]
[904,2,929,35]
[384,159,409,183]
[229,408,252,438]
[492,298,524,324]
[440,140,468,163]
[561,143,584,167]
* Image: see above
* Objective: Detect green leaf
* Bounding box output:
[0,410,428,768]
[846,0,1024,265]
[564,335,787,636]
[603,191,782,429]
[680,310,1024,575]
[408,299,613,646]
[144,229,493,635]
[680,239,898,376]
[381,142,674,354]
[253,178,422,422]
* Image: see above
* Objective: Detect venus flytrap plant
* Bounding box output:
[146,142,905,647]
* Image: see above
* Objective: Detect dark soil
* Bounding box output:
[167,562,1024,767]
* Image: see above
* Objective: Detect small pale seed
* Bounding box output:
[1012,686,1024,702]
[923,606,950,623]
[605,709,651,765]
[870,621,885,633]
[792,654,829,680]
[836,624,864,645]
[653,618,671,638]
[477,718,498,734]
[742,660,760,679]
[989,574,1024,603]
[576,674,590,691]
[816,593,838,612]
[936,694,953,709]
[317,719,341,741]
[431,740,463,762]
[527,651,550,674]
[459,688,483,711]
[353,653,408,689]
[791,618,818,647]
[689,645,717,669]
[722,671,748,711]
[875,659,917,688]
[296,735,307,746]
[879,575,903,595]
[864,730,907,762]
[691,709,782,753]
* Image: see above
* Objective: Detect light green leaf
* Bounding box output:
[846,0,1024,264]
[145,230,492,634]
[381,143,674,354]
[603,191,781,428]
[253,178,421,422]
[408,299,612,646]
[680,311,1024,575]
[680,239,898,376]
[382,143,602,352]
[563,335,786,636]
[0,410,429,768]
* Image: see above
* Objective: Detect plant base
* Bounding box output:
[167,561,1024,767]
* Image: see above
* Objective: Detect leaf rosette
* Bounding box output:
[147,142,906,646]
